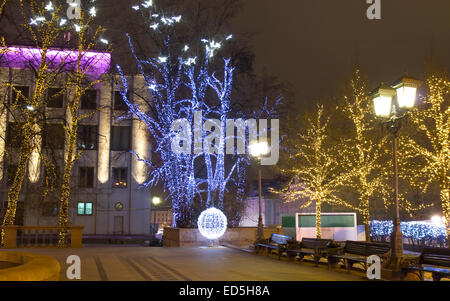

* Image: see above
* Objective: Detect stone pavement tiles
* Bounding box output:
[9,245,366,281]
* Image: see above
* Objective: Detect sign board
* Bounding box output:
[282,212,357,241]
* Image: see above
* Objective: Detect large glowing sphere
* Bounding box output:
[197,207,228,240]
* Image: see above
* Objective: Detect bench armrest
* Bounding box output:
[286,240,301,249]
[326,246,344,256]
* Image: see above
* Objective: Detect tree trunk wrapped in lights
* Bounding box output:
[57,11,107,247]
[276,105,356,239]
[401,74,450,248]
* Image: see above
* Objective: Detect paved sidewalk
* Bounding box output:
[6,245,366,281]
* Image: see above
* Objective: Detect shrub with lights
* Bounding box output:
[370,220,448,247]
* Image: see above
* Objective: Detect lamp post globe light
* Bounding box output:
[152,196,161,240]
[371,75,421,274]
[249,141,270,242]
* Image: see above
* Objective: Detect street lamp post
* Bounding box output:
[152,196,161,241]
[250,141,270,242]
[371,75,421,272]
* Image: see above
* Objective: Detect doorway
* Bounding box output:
[113,216,124,235]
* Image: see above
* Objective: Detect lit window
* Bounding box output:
[77,202,93,216]
[112,167,127,188]
[77,125,98,150]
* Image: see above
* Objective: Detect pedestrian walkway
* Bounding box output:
[6,245,366,281]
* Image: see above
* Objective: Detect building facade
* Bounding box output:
[150,206,174,233]
[0,47,153,235]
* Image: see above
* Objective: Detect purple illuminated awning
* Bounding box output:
[0,46,111,78]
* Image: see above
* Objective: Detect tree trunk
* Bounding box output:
[57,108,79,247]
[441,187,449,249]
[363,210,371,242]
[316,201,321,239]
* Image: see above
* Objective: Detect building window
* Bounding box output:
[112,167,127,188]
[11,86,29,104]
[46,88,64,108]
[77,202,93,216]
[77,125,98,150]
[111,126,131,151]
[42,202,58,216]
[43,124,65,149]
[114,91,130,111]
[81,90,97,109]
[6,165,17,186]
[78,167,94,188]
[6,123,23,148]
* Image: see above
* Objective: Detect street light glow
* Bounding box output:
[372,86,396,117]
[392,75,421,109]
[396,86,417,109]
[249,141,269,157]
[152,196,161,205]
[373,96,392,117]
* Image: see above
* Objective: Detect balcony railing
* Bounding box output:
[0,225,84,248]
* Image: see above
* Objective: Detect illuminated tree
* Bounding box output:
[338,69,390,241]
[278,105,355,238]
[57,7,109,247]
[1,1,70,238]
[401,73,450,246]
[116,0,279,227]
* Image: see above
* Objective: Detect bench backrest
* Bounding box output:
[344,241,390,256]
[421,247,450,268]
[300,238,332,249]
[366,242,390,255]
[270,233,292,245]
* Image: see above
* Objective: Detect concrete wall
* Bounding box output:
[163,227,284,248]
[0,251,60,281]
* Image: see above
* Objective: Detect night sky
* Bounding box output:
[233,0,450,106]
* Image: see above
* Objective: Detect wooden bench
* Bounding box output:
[285,238,333,266]
[257,233,293,260]
[401,247,450,281]
[327,240,390,272]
